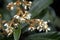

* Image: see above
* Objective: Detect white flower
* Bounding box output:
[25,11,28,13]
[39,29,42,32]
[8,2,13,5]
[14,2,17,5]
[8,30,13,36]
[47,27,51,31]
[28,27,35,31]
[37,26,40,30]
[4,23,9,27]
[5,27,13,36]
[29,1,32,4]
[24,13,31,19]
[20,17,25,21]
[11,6,14,10]
[44,24,48,29]
[24,6,27,10]
[19,17,25,23]
[14,23,18,26]
[14,15,20,19]
[45,27,50,32]
[36,19,40,21]
[43,21,48,24]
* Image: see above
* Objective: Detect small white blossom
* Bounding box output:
[44,24,48,29]
[47,27,51,31]
[20,17,25,21]
[8,30,13,36]
[14,2,16,5]
[8,2,13,5]
[39,29,42,32]
[11,6,14,10]
[45,27,50,32]
[40,25,43,27]
[14,23,18,26]
[43,21,48,24]
[25,11,28,13]
[19,17,25,23]
[28,27,35,31]
[24,6,27,10]
[4,23,9,27]
[36,19,40,21]
[37,26,40,30]
[14,15,20,19]
[5,27,13,36]
[24,13,31,19]
[29,1,32,4]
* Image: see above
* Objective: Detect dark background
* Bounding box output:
[0,0,60,17]
[51,0,60,18]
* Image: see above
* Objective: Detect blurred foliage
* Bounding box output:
[0,0,60,40]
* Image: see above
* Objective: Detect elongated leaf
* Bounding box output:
[42,7,56,23]
[29,0,53,18]
[25,32,60,40]
[13,25,21,40]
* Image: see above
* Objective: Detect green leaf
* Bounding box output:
[33,8,48,19]
[42,7,56,23]
[13,25,21,40]
[29,0,53,18]
[25,32,60,40]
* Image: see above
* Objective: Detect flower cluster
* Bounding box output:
[27,19,50,32]
[0,0,50,36]
[7,0,32,10]
[2,0,32,36]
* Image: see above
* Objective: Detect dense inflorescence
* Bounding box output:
[0,0,50,36]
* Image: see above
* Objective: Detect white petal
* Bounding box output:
[25,13,31,19]
[20,17,25,21]
[16,16,20,19]
[11,7,14,10]
[44,25,48,29]
[8,30,13,36]
[4,23,8,27]
[47,27,50,31]
[37,26,40,30]
[32,27,35,30]
[14,2,16,5]
[28,27,31,31]
[39,29,42,32]
[14,23,18,26]
[40,25,43,27]
[25,11,28,13]
[36,19,40,21]
[29,1,32,4]
[44,21,47,24]
[14,15,20,19]
[24,6,27,9]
